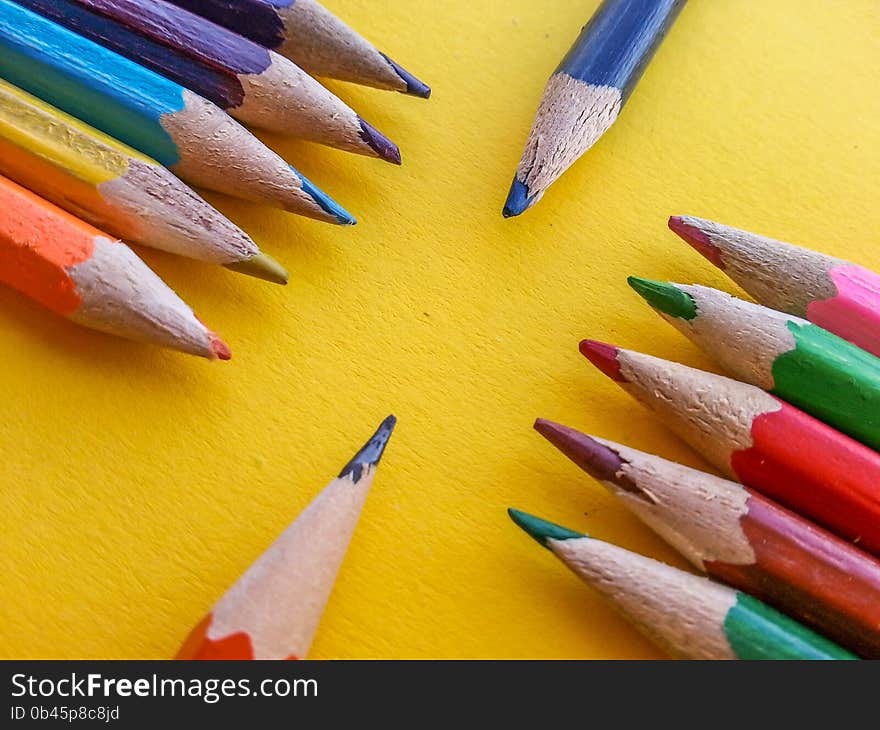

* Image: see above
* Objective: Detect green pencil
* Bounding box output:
[508,509,855,660]
[628,277,880,451]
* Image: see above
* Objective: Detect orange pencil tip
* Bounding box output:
[210,333,232,361]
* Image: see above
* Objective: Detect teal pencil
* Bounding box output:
[508,509,856,660]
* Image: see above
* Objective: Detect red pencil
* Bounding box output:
[579,339,880,555]
[535,419,880,657]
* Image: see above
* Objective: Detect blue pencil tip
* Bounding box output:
[502,178,533,218]
[294,168,356,225]
[339,415,397,483]
[379,52,431,98]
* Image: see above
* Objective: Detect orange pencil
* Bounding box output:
[0,174,228,359]
[176,415,396,659]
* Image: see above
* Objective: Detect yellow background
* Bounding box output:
[3,0,880,659]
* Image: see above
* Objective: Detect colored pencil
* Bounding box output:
[0,78,286,285]
[167,0,430,98]
[579,340,880,555]
[0,174,229,358]
[502,0,685,218]
[0,1,353,223]
[534,421,880,657]
[20,0,400,163]
[669,215,880,359]
[176,415,396,659]
[628,277,880,451]
[508,509,854,659]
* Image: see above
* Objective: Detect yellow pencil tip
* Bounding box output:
[224,252,289,285]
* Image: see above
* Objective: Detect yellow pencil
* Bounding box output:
[0,79,287,284]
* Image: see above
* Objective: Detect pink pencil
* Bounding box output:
[668,215,880,358]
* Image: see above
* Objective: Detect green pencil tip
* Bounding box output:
[507,508,585,548]
[627,276,697,320]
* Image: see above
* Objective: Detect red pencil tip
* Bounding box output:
[579,340,626,381]
[534,419,639,492]
[210,333,232,361]
[668,216,725,269]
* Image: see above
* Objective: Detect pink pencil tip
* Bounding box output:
[579,339,625,382]
[668,216,726,269]
[210,333,231,361]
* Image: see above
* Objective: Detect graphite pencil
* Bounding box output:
[176,415,396,659]
[0,0,353,222]
[0,78,286,284]
[168,0,430,98]
[21,0,400,163]
[534,421,880,657]
[628,277,880,451]
[503,0,685,217]
[508,509,855,660]
[669,215,880,359]
[579,340,880,555]
[0,174,229,358]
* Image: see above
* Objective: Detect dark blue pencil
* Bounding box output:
[503,0,685,218]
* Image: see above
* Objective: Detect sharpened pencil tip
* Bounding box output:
[668,216,725,268]
[379,52,431,98]
[628,276,697,320]
[358,119,402,165]
[209,332,231,361]
[534,419,632,488]
[502,178,532,218]
[293,168,357,225]
[579,340,626,381]
[508,508,584,547]
[224,252,289,285]
[338,415,397,483]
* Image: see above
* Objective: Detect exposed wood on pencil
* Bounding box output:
[0,78,286,284]
[508,509,854,659]
[21,0,400,163]
[176,415,397,660]
[579,340,880,555]
[0,174,228,358]
[534,421,880,657]
[168,0,430,97]
[628,277,880,451]
[0,0,355,222]
[503,0,685,217]
[669,214,880,359]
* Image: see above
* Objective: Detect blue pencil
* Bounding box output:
[503,0,685,218]
[0,0,354,223]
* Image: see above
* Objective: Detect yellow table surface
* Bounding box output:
[3,0,879,659]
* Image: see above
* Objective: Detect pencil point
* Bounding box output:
[628,277,697,320]
[579,340,626,381]
[209,332,232,361]
[358,119,402,165]
[293,168,357,225]
[338,415,397,482]
[379,52,431,98]
[224,252,289,285]
[508,508,584,547]
[502,178,532,218]
[534,419,640,493]
[668,216,725,269]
